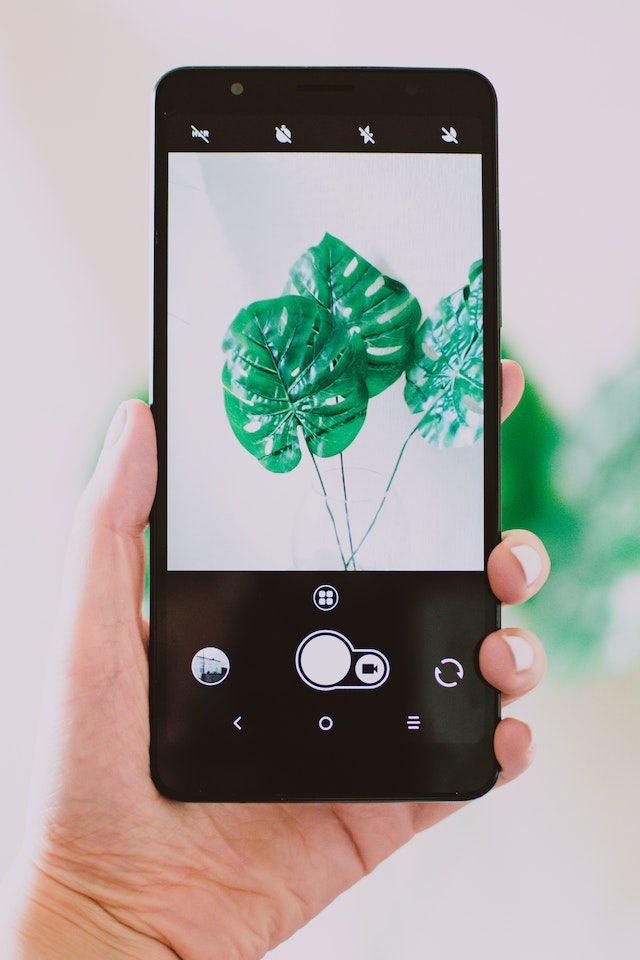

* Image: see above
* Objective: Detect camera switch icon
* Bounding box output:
[434,657,464,688]
[295,630,390,691]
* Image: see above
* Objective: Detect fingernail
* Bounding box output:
[503,633,534,673]
[103,402,128,450]
[510,543,542,587]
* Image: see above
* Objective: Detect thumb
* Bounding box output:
[59,399,157,655]
[26,401,157,836]
[80,398,157,538]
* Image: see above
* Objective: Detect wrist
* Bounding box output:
[14,865,177,960]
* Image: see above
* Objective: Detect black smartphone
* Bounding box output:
[150,67,501,801]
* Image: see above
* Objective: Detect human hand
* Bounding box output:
[11,359,548,960]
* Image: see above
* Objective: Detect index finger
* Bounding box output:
[487,529,550,604]
[500,359,525,423]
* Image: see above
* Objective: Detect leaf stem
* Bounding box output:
[340,453,357,570]
[346,424,422,567]
[309,453,349,570]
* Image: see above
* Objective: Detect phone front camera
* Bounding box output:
[230,82,244,96]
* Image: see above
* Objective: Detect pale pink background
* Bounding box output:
[1,1,639,957]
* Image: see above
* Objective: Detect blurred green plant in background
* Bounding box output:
[502,349,640,677]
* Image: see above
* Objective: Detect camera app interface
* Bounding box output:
[158,124,494,799]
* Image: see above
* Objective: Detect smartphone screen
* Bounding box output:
[151,68,501,801]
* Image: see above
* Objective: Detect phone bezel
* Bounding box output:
[151,67,501,802]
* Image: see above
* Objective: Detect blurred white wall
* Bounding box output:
[1,1,639,956]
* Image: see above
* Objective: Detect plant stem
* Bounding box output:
[340,453,357,570]
[345,424,422,567]
[309,452,349,570]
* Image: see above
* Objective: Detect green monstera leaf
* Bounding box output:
[285,233,421,397]
[404,260,484,447]
[222,295,368,473]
